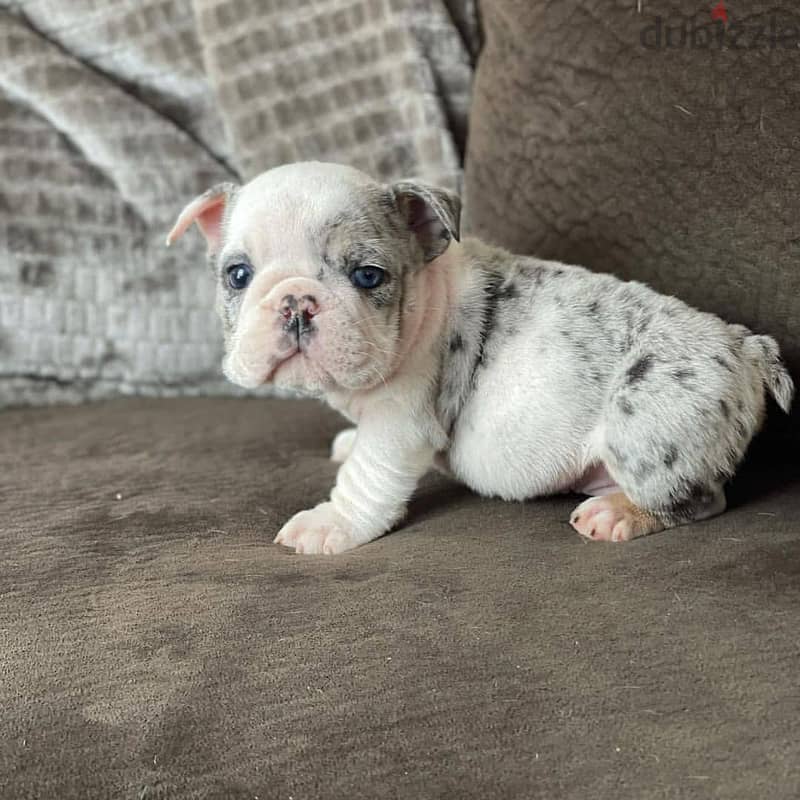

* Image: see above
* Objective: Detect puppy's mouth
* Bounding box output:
[264,314,319,378]
[264,346,302,381]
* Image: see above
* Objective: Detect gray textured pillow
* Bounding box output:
[0,0,476,407]
[464,0,800,439]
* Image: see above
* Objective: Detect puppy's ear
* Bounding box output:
[166,182,238,251]
[391,180,461,262]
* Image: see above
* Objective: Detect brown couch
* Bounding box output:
[3,2,800,798]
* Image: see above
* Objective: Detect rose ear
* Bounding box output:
[391,180,461,262]
[166,182,237,251]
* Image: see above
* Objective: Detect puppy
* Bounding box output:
[167,162,794,553]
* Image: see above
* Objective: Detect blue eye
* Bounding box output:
[351,266,385,290]
[227,263,253,290]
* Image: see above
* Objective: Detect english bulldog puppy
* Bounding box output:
[167,162,794,554]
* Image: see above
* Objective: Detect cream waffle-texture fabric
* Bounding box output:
[0,0,477,406]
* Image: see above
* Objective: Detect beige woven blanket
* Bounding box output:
[0,0,476,405]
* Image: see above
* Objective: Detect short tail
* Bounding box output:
[745,334,795,414]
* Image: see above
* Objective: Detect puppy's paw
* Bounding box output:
[569,493,664,543]
[274,502,358,555]
[330,428,357,463]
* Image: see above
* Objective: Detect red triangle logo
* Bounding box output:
[711,1,728,24]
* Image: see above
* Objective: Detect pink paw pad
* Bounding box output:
[569,493,663,543]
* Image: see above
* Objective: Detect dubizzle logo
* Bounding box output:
[640,2,800,50]
[710,1,728,25]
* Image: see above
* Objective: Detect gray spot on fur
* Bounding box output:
[713,354,734,372]
[497,282,520,301]
[626,354,654,385]
[667,482,717,522]
[476,272,503,370]
[618,397,635,416]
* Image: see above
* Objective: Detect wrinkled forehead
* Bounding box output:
[224,165,387,264]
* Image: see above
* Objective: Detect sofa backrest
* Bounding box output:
[464,0,800,441]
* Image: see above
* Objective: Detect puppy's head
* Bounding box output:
[167,162,460,393]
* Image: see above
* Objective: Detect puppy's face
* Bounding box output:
[168,162,459,393]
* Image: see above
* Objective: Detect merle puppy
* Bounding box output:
[167,162,794,554]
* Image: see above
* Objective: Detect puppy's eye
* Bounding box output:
[227,263,253,290]
[350,266,385,290]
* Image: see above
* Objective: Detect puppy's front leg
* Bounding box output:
[329,427,357,463]
[275,411,435,555]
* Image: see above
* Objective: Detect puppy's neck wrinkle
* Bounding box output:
[435,238,518,434]
[388,246,459,381]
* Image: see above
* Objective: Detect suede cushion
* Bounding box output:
[2,398,800,798]
[464,0,800,439]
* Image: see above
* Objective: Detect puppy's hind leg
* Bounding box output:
[569,348,747,542]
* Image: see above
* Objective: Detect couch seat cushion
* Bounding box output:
[2,398,799,798]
